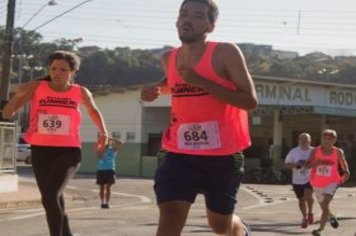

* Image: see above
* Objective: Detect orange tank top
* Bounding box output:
[161,42,251,156]
[25,81,82,147]
[310,146,341,187]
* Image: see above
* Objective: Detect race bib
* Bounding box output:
[316,165,332,177]
[298,160,307,175]
[177,121,221,150]
[299,168,308,176]
[38,114,70,135]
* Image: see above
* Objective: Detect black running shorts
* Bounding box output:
[154,152,243,215]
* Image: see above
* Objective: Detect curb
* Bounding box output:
[0,199,42,209]
[0,194,77,209]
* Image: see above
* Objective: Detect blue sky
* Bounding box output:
[1,0,356,56]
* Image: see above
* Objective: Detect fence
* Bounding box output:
[0,122,17,173]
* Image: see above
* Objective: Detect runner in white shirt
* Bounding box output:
[285,133,315,228]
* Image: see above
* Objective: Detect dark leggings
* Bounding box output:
[31,145,81,236]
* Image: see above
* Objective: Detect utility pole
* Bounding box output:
[0,0,16,102]
[297,10,301,35]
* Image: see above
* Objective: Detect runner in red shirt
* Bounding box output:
[305,129,350,236]
[3,51,108,236]
[141,1,257,235]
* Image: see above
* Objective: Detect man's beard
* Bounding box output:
[179,33,200,43]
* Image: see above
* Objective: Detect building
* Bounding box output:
[79,75,356,177]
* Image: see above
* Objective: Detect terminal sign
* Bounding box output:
[328,91,356,108]
[255,82,356,109]
[255,83,312,105]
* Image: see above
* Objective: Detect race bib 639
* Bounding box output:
[37,114,71,135]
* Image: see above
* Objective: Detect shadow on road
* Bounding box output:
[250,216,356,235]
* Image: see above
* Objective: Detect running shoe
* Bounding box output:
[308,213,314,224]
[301,218,308,228]
[329,214,339,228]
[312,229,321,236]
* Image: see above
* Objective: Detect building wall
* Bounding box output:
[79,90,147,176]
[81,90,143,143]
[79,78,356,176]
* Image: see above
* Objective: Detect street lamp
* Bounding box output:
[22,65,44,81]
[33,0,94,31]
[317,68,339,81]
[12,0,57,87]
[57,37,84,51]
[22,0,59,28]
[63,37,84,44]
[12,54,33,84]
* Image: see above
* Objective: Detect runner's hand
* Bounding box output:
[177,65,203,87]
[141,86,161,101]
[95,133,108,156]
[341,173,350,184]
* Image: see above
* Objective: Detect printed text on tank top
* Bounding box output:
[37,84,79,136]
[177,121,221,150]
[162,42,251,155]
[175,45,224,150]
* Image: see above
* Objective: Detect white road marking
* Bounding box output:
[90,189,151,203]
[240,186,295,210]
[66,186,78,190]
[7,211,45,220]
[0,186,152,222]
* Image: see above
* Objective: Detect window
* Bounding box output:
[147,133,162,156]
[126,132,135,142]
[111,131,121,139]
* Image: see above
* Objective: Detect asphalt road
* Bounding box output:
[1,165,356,236]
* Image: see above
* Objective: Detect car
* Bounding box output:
[16,144,31,164]
[16,133,32,164]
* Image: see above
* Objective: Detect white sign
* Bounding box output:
[255,82,356,110]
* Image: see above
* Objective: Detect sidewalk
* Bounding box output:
[0,181,41,208]
[0,180,75,209]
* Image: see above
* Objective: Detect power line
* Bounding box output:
[17,9,356,27]
[20,5,356,19]
[22,0,58,28]
[38,29,356,52]
[9,1,356,56]
[32,0,95,31]
[15,12,356,34]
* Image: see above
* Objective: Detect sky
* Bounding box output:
[1,0,356,56]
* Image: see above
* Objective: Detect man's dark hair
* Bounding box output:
[180,0,219,24]
[47,50,80,71]
[36,75,51,81]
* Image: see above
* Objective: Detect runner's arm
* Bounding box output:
[285,151,299,169]
[285,162,301,169]
[304,149,317,169]
[2,81,39,119]
[338,148,350,183]
[177,43,257,110]
[220,43,257,110]
[81,87,108,136]
[110,138,123,152]
[158,51,170,93]
[141,52,170,101]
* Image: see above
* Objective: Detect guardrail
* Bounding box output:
[0,122,17,173]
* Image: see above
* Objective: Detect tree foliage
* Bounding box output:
[0,27,355,87]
